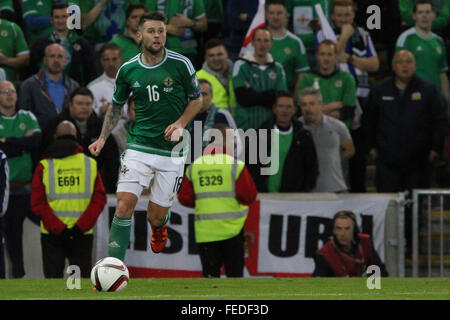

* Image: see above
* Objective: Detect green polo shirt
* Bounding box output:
[145,0,206,56]
[395,27,448,91]
[22,0,79,45]
[298,70,357,129]
[0,19,29,82]
[110,33,140,63]
[0,110,41,183]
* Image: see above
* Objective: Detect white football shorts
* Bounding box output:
[117,149,185,207]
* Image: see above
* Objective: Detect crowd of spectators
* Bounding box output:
[0,0,448,277]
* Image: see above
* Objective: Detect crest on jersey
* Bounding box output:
[1,30,8,37]
[192,75,199,88]
[268,71,277,80]
[284,47,292,55]
[163,77,174,87]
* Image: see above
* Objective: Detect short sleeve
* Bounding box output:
[181,59,201,100]
[336,120,352,144]
[25,111,41,133]
[12,23,29,56]
[192,0,206,20]
[112,66,131,105]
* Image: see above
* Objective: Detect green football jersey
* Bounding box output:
[80,0,142,43]
[0,19,29,82]
[270,31,310,93]
[0,110,41,183]
[285,0,332,51]
[113,49,201,157]
[232,55,288,131]
[109,34,141,63]
[298,70,356,128]
[0,0,14,12]
[22,0,79,45]
[395,27,448,90]
[145,0,206,55]
[267,127,293,192]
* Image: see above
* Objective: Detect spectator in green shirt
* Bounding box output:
[144,0,208,68]
[0,18,29,82]
[232,28,288,131]
[399,0,449,32]
[298,40,357,130]
[395,0,450,111]
[110,3,147,63]
[266,0,310,98]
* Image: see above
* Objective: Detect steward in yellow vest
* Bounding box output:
[31,121,106,278]
[178,124,257,277]
[197,39,236,112]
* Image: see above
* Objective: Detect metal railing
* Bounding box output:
[412,190,450,277]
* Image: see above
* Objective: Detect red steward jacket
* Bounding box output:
[177,145,258,208]
[316,234,375,277]
[31,145,107,235]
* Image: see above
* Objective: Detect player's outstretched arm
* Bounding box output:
[89,102,123,156]
[164,96,203,142]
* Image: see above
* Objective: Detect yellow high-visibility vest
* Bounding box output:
[186,153,248,243]
[197,69,236,112]
[40,153,97,234]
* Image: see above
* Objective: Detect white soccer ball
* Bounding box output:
[91,257,129,292]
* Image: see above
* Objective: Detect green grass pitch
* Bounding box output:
[0,278,449,300]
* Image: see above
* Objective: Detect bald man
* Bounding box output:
[31,116,106,279]
[18,43,79,130]
[54,120,77,140]
[0,80,41,278]
[365,49,446,193]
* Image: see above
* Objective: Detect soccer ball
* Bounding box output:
[91,257,129,292]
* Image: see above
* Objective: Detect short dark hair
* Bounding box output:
[332,0,355,13]
[275,91,294,102]
[204,38,226,52]
[126,3,147,20]
[139,11,167,28]
[413,0,434,13]
[265,0,286,11]
[70,87,94,103]
[51,2,69,16]
[99,42,122,58]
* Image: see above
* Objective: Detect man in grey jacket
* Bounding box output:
[18,43,79,131]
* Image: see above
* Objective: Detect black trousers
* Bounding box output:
[41,233,93,278]
[4,194,30,278]
[349,126,367,193]
[197,229,245,278]
[0,217,5,279]
[376,160,432,254]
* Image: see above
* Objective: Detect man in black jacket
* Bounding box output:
[247,91,318,192]
[365,49,446,192]
[364,50,446,255]
[41,87,119,193]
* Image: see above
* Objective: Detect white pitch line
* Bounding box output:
[14,291,450,300]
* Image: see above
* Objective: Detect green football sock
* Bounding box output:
[108,214,132,261]
[159,210,171,228]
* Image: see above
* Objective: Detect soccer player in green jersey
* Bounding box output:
[395,0,450,110]
[89,12,203,259]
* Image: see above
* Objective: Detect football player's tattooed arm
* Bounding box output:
[89,102,123,157]
[99,102,123,141]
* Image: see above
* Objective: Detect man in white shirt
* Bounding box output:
[87,43,128,133]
